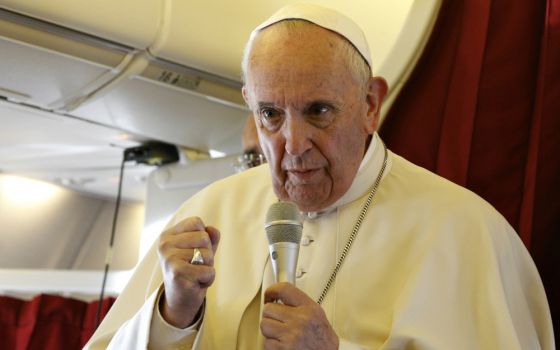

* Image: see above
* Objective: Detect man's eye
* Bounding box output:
[309,104,330,115]
[260,108,279,119]
[306,103,336,128]
[259,107,283,130]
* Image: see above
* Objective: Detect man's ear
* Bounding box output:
[242,86,251,108]
[242,86,262,128]
[364,77,388,133]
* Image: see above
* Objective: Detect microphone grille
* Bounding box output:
[266,201,301,222]
[265,201,303,244]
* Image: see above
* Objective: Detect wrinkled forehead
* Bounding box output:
[244,23,364,99]
[250,21,347,63]
[247,26,351,84]
[254,19,352,53]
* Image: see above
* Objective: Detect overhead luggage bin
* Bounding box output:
[0,0,160,49]
[0,2,249,154]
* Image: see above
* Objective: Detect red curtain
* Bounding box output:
[0,294,115,350]
[380,0,559,342]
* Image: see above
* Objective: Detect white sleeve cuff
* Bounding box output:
[148,286,204,350]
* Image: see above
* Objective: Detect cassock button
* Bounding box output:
[301,235,314,246]
[307,212,318,219]
[296,268,306,278]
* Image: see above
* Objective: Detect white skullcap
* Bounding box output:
[249,3,372,69]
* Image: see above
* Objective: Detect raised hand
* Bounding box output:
[157,216,220,328]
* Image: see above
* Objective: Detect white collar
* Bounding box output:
[303,133,391,219]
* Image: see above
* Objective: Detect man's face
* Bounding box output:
[243,24,385,212]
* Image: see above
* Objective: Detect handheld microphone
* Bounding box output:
[265,201,303,284]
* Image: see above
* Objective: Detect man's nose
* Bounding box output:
[283,115,313,156]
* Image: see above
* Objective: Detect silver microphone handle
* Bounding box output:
[268,242,300,284]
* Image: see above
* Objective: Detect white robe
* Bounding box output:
[84,134,555,349]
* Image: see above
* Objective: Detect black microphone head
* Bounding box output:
[265,201,303,244]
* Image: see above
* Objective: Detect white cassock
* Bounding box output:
[84,133,555,350]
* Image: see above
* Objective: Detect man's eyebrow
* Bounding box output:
[303,100,341,112]
[256,100,341,110]
[256,102,277,109]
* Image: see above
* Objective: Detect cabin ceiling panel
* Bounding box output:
[0,0,161,49]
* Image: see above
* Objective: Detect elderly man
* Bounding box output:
[85,4,554,350]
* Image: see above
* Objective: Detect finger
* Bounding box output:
[166,216,206,235]
[264,282,314,307]
[177,230,212,249]
[167,258,216,287]
[205,226,221,253]
[165,231,213,250]
[263,338,282,350]
[166,247,214,266]
[191,265,216,287]
[262,301,291,322]
[260,317,285,340]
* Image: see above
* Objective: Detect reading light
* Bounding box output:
[209,149,226,158]
[124,141,179,166]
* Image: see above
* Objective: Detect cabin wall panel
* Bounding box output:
[0,174,143,271]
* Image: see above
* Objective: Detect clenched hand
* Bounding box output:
[157,216,220,328]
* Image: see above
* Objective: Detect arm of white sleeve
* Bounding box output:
[103,287,162,349]
[148,287,203,350]
[102,285,203,350]
[339,338,368,350]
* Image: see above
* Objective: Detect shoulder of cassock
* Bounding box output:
[375,152,554,349]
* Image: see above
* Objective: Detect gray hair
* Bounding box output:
[241,20,371,92]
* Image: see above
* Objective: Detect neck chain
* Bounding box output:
[316,142,388,305]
